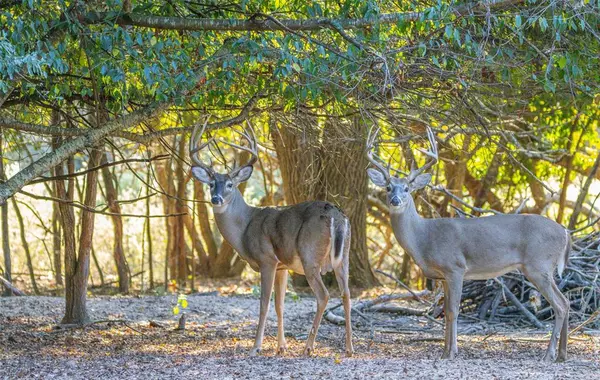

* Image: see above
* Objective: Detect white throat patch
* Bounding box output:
[389,205,404,215]
[212,203,229,214]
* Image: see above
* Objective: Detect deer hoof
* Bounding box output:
[345,349,354,358]
[303,347,313,357]
[277,346,287,355]
[249,348,261,357]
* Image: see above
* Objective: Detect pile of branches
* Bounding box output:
[462,231,600,330]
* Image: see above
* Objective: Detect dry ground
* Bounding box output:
[0,290,598,379]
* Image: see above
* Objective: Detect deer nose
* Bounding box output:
[390,197,402,207]
[211,195,223,205]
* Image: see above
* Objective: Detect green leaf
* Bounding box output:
[539,17,548,32]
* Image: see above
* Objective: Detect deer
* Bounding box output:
[366,127,571,362]
[189,120,354,357]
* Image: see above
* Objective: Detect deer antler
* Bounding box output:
[407,126,438,182]
[223,120,259,177]
[366,126,390,181]
[189,117,214,174]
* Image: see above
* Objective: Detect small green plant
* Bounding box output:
[173,294,188,316]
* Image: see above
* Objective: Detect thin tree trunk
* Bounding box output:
[473,147,503,211]
[568,152,600,230]
[62,148,103,324]
[194,181,218,262]
[56,152,76,300]
[91,245,105,287]
[11,198,40,294]
[183,212,209,275]
[51,135,63,286]
[155,158,174,290]
[101,152,130,293]
[0,131,11,296]
[557,122,579,224]
[175,137,187,287]
[146,169,154,289]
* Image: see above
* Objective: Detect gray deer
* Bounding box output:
[366,127,570,362]
[189,120,354,357]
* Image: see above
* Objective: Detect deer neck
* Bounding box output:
[213,188,255,256]
[390,196,425,260]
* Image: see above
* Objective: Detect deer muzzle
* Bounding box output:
[390,196,402,207]
[211,195,224,205]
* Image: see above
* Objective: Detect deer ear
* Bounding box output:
[367,168,387,187]
[232,165,253,185]
[191,167,212,184]
[409,173,431,191]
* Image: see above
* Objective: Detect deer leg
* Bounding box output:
[274,269,288,355]
[303,267,330,356]
[525,271,568,363]
[334,257,354,357]
[557,281,569,362]
[250,263,277,357]
[441,273,464,360]
[442,280,451,357]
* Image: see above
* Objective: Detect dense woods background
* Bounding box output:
[0,0,599,327]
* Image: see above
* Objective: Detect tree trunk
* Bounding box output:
[321,118,378,288]
[51,134,63,287]
[568,151,600,230]
[155,156,176,288]
[174,137,188,287]
[556,124,578,224]
[101,152,130,293]
[194,181,218,262]
[91,245,105,286]
[270,114,378,288]
[0,131,11,296]
[11,198,40,294]
[146,169,154,289]
[62,148,103,324]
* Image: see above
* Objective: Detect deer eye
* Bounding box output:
[209,182,215,189]
[404,186,409,192]
[386,185,392,192]
[226,182,233,189]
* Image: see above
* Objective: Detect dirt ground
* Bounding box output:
[0,290,598,379]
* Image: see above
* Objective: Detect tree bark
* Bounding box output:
[146,169,154,289]
[0,131,11,296]
[78,2,525,33]
[568,151,600,230]
[194,181,218,261]
[271,114,378,288]
[62,148,103,324]
[11,198,40,294]
[556,123,578,224]
[174,137,188,287]
[321,118,378,288]
[101,152,130,293]
[51,131,64,287]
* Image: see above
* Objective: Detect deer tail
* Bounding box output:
[557,229,571,278]
[330,217,348,269]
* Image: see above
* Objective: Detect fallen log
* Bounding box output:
[0,275,26,296]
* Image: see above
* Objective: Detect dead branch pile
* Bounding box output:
[461,231,600,329]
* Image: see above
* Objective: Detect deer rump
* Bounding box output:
[241,201,349,275]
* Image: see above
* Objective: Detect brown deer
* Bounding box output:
[189,120,353,357]
[366,127,570,362]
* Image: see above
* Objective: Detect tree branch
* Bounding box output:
[79,0,524,32]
